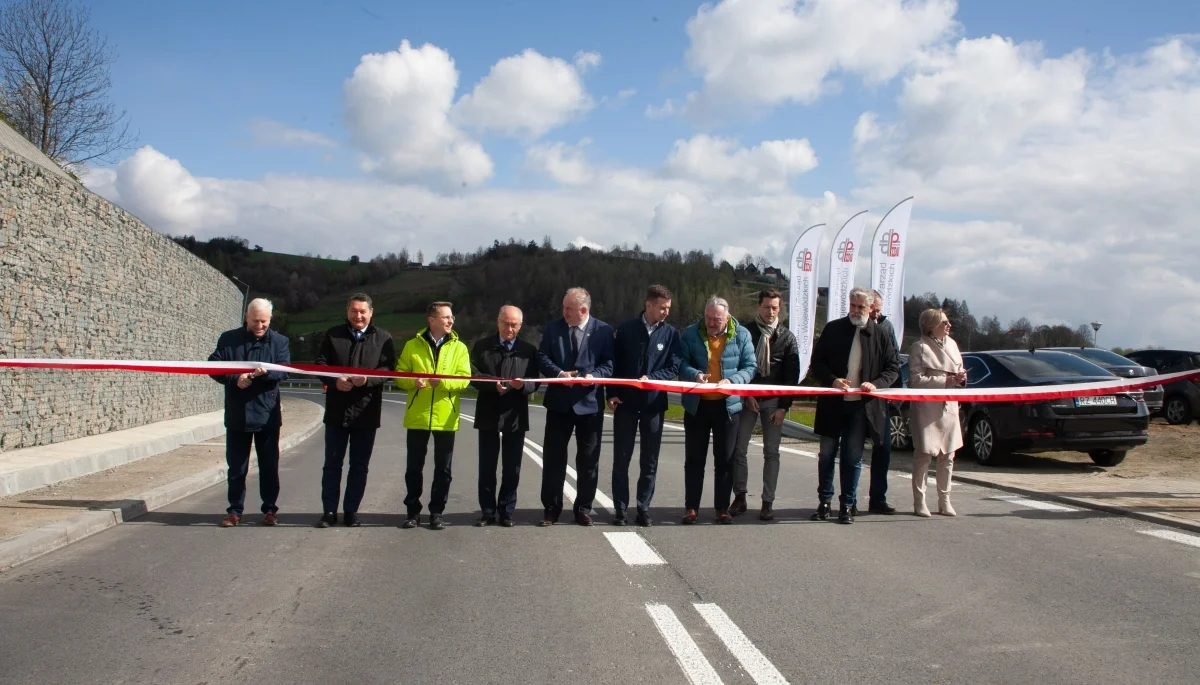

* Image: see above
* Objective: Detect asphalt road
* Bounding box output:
[1,390,1199,684]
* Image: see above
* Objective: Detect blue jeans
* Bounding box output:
[817,402,867,507]
[321,424,377,515]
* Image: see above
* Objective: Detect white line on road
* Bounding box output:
[603,532,666,565]
[645,604,724,685]
[693,603,790,685]
[991,496,1080,512]
[751,440,815,458]
[1140,529,1200,549]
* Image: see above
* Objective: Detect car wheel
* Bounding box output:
[1089,450,1127,467]
[1163,396,1194,425]
[889,409,913,451]
[968,414,1005,465]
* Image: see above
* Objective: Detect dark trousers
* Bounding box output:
[611,406,664,514]
[541,409,602,519]
[817,401,867,507]
[321,424,377,515]
[405,429,456,517]
[683,399,736,512]
[869,416,892,504]
[478,429,525,518]
[225,426,280,516]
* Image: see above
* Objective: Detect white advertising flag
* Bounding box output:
[825,210,868,324]
[788,224,824,381]
[870,197,913,348]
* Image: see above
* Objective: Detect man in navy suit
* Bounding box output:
[536,287,615,526]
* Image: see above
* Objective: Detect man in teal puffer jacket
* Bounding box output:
[677,296,757,525]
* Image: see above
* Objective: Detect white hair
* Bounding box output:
[497,305,524,321]
[564,287,591,308]
[705,295,729,312]
[246,297,274,315]
[849,287,873,304]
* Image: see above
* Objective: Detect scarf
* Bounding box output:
[754,313,778,376]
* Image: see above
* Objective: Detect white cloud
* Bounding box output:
[573,50,602,72]
[569,235,605,250]
[681,0,957,116]
[248,119,338,148]
[645,99,677,119]
[663,134,818,190]
[452,48,596,138]
[854,36,1200,348]
[852,112,881,149]
[650,192,694,237]
[85,146,235,231]
[343,40,493,190]
[525,140,594,185]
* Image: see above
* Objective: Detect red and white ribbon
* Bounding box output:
[2,358,1196,404]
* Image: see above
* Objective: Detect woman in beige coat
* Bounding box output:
[908,309,967,517]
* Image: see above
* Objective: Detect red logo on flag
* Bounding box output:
[837,239,855,263]
[795,249,814,273]
[879,230,901,258]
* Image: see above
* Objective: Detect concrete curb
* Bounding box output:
[0,415,226,497]
[0,401,324,572]
[954,473,1200,536]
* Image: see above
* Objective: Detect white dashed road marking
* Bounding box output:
[603,531,666,565]
[694,603,790,685]
[991,496,1080,512]
[645,604,725,685]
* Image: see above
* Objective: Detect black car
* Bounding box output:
[1044,347,1163,414]
[1124,350,1200,425]
[889,350,1149,467]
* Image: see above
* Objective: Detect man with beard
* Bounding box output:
[809,287,900,524]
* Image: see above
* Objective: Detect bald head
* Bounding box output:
[497,305,523,342]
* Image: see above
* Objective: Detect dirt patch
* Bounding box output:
[1015,419,1200,481]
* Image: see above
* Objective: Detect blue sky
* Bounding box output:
[84,0,1200,348]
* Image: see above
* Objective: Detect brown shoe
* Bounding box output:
[681,509,698,525]
[716,510,733,525]
[759,503,775,521]
[538,518,555,527]
[262,512,277,526]
[729,493,748,516]
[219,514,240,528]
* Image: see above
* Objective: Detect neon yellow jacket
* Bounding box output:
[394,328,472,431]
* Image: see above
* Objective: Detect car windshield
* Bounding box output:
[1068,348,1137,366]
[994,353,1112,379]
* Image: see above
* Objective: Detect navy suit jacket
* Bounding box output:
[537,316,615,415]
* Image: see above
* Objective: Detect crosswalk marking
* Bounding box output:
[991,496,1080,512]
[603,532,666,565]
[694,603,790,685]
[645,604,724,685]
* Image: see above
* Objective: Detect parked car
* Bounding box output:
[1123,350,1200,425]
[1044,347,1163,414]
[889,350,1149,467]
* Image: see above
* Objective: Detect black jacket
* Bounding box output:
[743,320,801,411]
[470,335,540,432]
[810,317,900,442]
[609,315,682,414]
[315,323,397,429]
[208,327,290,432]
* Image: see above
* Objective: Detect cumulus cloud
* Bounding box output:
[663,135,818,190]
[452,48,596,138]
[681,0,957,116]
[248,119,338,148]
[525,140,594,185]
[85,146,235,232]
[854,36,1200,348]
[343,40,493,190]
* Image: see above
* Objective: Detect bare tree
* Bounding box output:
[0,0,135,167]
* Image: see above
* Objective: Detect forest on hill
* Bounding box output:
[174,235,1099,361]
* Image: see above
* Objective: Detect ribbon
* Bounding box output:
[2,358,1197,404]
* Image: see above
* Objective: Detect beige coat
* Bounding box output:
[908,335,964,456]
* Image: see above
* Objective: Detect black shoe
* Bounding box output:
[476,515,497,527]
[851,504,859,517]
[759,503,775,521]
[499,517,514,527]
[636,510,652,527]
[317,512,337,528]
[838,505,854,524]
[868,501,897,515]
[401,516,419,529]
[811,502,831,521]
[612,509,627,527]
[575,512,594,527]
[429,515,445,530]
[343,513,361,527]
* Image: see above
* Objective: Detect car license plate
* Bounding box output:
[1075,395,1118,407]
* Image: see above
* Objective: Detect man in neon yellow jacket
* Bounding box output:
[395,301,472,530]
